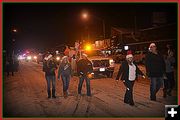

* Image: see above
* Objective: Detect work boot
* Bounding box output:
[63,91,67,98]
[48,90,51,98]
[52,89,56,98]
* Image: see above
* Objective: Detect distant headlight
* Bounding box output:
[33,56,37,59]
[27,56,32,60]
[56,57,60,61]
[18,55,25,60]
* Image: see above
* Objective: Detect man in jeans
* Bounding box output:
[77,54,93,98]
[145,43,166,101]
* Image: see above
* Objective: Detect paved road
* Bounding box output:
[3,61,177,117]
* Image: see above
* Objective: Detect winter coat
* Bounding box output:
[165,56,175,73]
[145,52,165,77]
[58,62,72,78]
[43,60,57,76]
[77,58,93,76]
[116,60,144,81]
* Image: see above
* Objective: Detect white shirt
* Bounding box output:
[128,63,136,81]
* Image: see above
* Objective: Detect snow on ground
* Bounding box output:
[3,61,177,117]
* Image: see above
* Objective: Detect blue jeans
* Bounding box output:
[78,75,91,96]
[46,75,56,96]
[150,77,163,100]
[61,75,70,92]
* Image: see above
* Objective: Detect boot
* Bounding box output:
[52,89,56,98]
[48,90,51,98]
[63,91,67,98]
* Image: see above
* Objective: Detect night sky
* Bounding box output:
[3,3,177,53]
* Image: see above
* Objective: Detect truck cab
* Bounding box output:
[82,49,115,78]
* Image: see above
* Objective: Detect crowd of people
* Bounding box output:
[43,51,93,100]
[41,43,176,106]
[116,43,176,106]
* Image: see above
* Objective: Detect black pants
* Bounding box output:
[124,80,135,104]
[164,72,175,94]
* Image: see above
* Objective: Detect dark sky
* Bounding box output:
[3,3,177,52]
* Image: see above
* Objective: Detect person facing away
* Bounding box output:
[58,56,72,98]
[145,43,166,101]
[43,54,57,98]
[77,53,93,97]
[116,50,145,106]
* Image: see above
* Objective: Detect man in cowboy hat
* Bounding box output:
[77,53,93,98]
[43,54,57,98]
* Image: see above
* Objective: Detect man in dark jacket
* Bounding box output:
[77,54,93,97]
[43,54,57,98]
[145,43,166,101]
[116,51,145,106]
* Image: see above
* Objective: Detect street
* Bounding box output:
[4,61,177,117]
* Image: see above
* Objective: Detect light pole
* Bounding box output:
[91,15,106,39]
[12,28,17,64]
[81,11,106,40]
[82,12,90,41]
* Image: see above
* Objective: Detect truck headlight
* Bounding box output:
[33,56,37,59]
[27,56,32,60]
[109,59,115,65]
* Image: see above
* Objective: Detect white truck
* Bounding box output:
[82,49,115,78]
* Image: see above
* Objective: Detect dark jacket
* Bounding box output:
[116,60,144,81]
[58,62,72,78]
[77,58,93,76]
[145,52,165,77]
[43,60,57,76]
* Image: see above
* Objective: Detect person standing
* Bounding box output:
[145,43,166,101]
[77,54,93,98]
[116,51,145,106]
[43,54,57,98]
[163,51,175,97]
[58,56,72,98]
[6,56,14,76]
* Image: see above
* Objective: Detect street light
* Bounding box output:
[82,12,88,20]
[81,11,105,39]
[12,29,17,33]
[11,28,18,64]
[82,12,90,41]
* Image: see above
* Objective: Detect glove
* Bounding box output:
[142,75,146,79]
